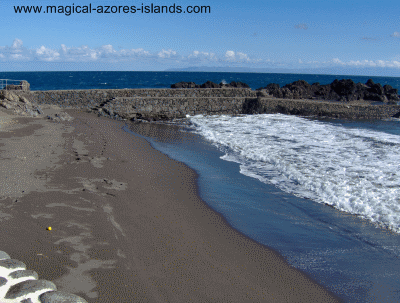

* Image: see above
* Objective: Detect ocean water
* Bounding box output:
[125,117,400,303]
[187,114,400,233]
[1,70,400,91]
[1,71,400,301]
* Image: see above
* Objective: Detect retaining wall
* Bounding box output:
[30,88,255,108]
[255,98,400,120]
[24,88,400,120]
[99,96,247,120]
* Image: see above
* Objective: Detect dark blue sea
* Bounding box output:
[1,71,400,302]
[2,70,400,91]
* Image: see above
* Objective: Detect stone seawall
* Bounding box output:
[30,88,255,108]
[22,88,400,121]
[98,96,247,120]
[253,98,400,120]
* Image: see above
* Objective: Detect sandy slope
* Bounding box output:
[0,108,342,302]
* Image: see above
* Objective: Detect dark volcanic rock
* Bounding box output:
[242,98,263,114]
[257,83,283,98]
[386,93,399,103]
[353,83,367,100]
[172,80,250,89]
[281,87,294,99]
[200,81,220,88]
[313,83,340,100]
[275,105,312,116]
[171,81,200,88]
[383,85,399,103]
[364,91,387,102]
[283,80,313,99]
[330,79,357,101]
[366,79,375,87]
[225,81,250,88]
[257,78,399,103]
[368,82,384,95]
[256,90,268,99]
[383,84,393,94]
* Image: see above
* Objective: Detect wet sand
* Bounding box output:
[0,108,343,302]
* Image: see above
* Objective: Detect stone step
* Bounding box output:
[0,250,88,303]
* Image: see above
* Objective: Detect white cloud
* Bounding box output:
[332,58,345,65]
[188,50,211,58]
[158,49,177,58]
[3,39,400,73]
[191,50,201,57]
[12,38,23,49]
[348,60,376,67]
[100,44,115,53]
[237,52,250,61]
[36,43,149,62]
[187,50,217,63]
[224,50,250,62]
[225,50,235,59]
[119,48,150,57]
[10,54,25,60]
[0,40,264,67]
[61,44,68,53]
[35,46,60,61]
[331,58,400,68]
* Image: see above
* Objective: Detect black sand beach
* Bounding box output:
[0,108,343,302]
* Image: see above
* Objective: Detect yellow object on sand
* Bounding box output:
[47,227,52,231]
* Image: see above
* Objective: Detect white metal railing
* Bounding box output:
[0,79,26,90]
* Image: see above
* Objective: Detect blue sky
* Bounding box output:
[1,0,400,76]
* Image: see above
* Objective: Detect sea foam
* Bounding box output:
[187,114,400,233]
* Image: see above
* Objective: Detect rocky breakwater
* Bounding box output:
[91,79,400,121]
[244,79,400,119]
[3,80,31,92]
[0,88,74,122]
[7,79,400,122]
[258,78,399,103]
[89,81,254,122]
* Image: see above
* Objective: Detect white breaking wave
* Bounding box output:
[187,114,400,233]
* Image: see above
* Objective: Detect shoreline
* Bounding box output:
[0,108,343,302]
